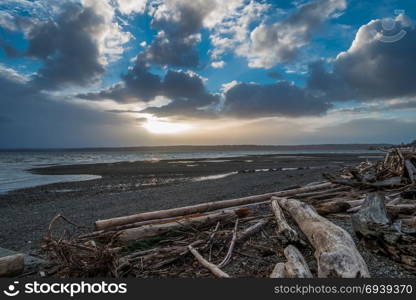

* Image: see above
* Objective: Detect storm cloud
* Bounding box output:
[79,66,220,117]
[223,81,331,118]
[0,65,134,148]
[308,15,416,102]
[1,0,129,90]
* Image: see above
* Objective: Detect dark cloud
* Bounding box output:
[1,2,109,90]
[79,66,220,118]
[308,16,416,102]
[337,100,416,114]
[223,81,331,118]
[0,68,132,148]
[139,1,216,68]
[81,63,162,103]
[28,3,106,89]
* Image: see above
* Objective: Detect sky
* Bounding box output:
[0,0,415,148]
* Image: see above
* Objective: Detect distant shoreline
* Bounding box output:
[0,143,391,152]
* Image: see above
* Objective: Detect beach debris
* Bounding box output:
[0,254,25,277]
[94,182,333,230]
[270,263,286,278]
[41,214,119,277]
[281,245,313,278]
[352,192,416,270]
[38,148,416,278]
[188,245,230,278]
[275,197,369,278]
[270,199,299,245]
[324,148,416,188]
[117,208,250,243]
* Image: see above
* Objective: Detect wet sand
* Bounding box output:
[1,152,413,277]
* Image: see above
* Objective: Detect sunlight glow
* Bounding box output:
[143,118,192,134]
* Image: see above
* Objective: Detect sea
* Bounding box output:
[0,147,383,194]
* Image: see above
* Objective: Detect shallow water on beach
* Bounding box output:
[0,148,381,194]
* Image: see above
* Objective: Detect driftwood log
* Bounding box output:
[236,218,269,243]
[404,160,416,184]
[275,197,370,278]
[270,263,286,278]
[283,245,313,278]
[188,245,230,278]
[314,200,351,216]
[117,208,250,243]
[95,182,333,230]
[0,254,24,277]
[352,192,416,270]
[270,199,299,244]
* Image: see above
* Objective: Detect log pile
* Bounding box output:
[324,148,416,188]
[38,148,416,278]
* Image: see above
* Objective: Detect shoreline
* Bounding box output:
[0,153,414,277]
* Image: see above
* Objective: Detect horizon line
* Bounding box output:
[0,143,393,151]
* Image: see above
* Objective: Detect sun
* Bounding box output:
[143,118,192,134]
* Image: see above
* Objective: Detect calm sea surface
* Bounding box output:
[0,148,381,194]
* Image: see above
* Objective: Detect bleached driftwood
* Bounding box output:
[118,208,250,243]
[270,263,286,278]
[270,198,299,244]
[0,254,24,277]
[276,197,370,278]
[95,182,333,230]
[188,245,230,278]
[283,245,313,278]
[218,219,239,268]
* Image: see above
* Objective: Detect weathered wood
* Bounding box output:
[401,216,416,227]
[346,199,365,207]
[283,245,313,278]
[295,186,351,199]
[314,201,351,216]
[323,173,403,189]
[95,182,333,230]
[351,192,391,236]
[188,245,230,278]
[118,208,250,243]
[218,219,239,268]
[270,263,286,278]
[236,218,269,243]
[351,192,416,269]
[276,197,370,278]
[386,204,416,219]
[404,160,416,183]
[0,254,24,277]
[270,198,299,244]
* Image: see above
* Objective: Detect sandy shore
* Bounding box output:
[1,152,414,277]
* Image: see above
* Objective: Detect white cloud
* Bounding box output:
[244,0,347,68]
[83,0,132,64]
[114,0,147,15]
[211,60,225,68]
[207,0,269,63]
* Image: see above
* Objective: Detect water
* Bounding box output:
[0,148,381,194]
